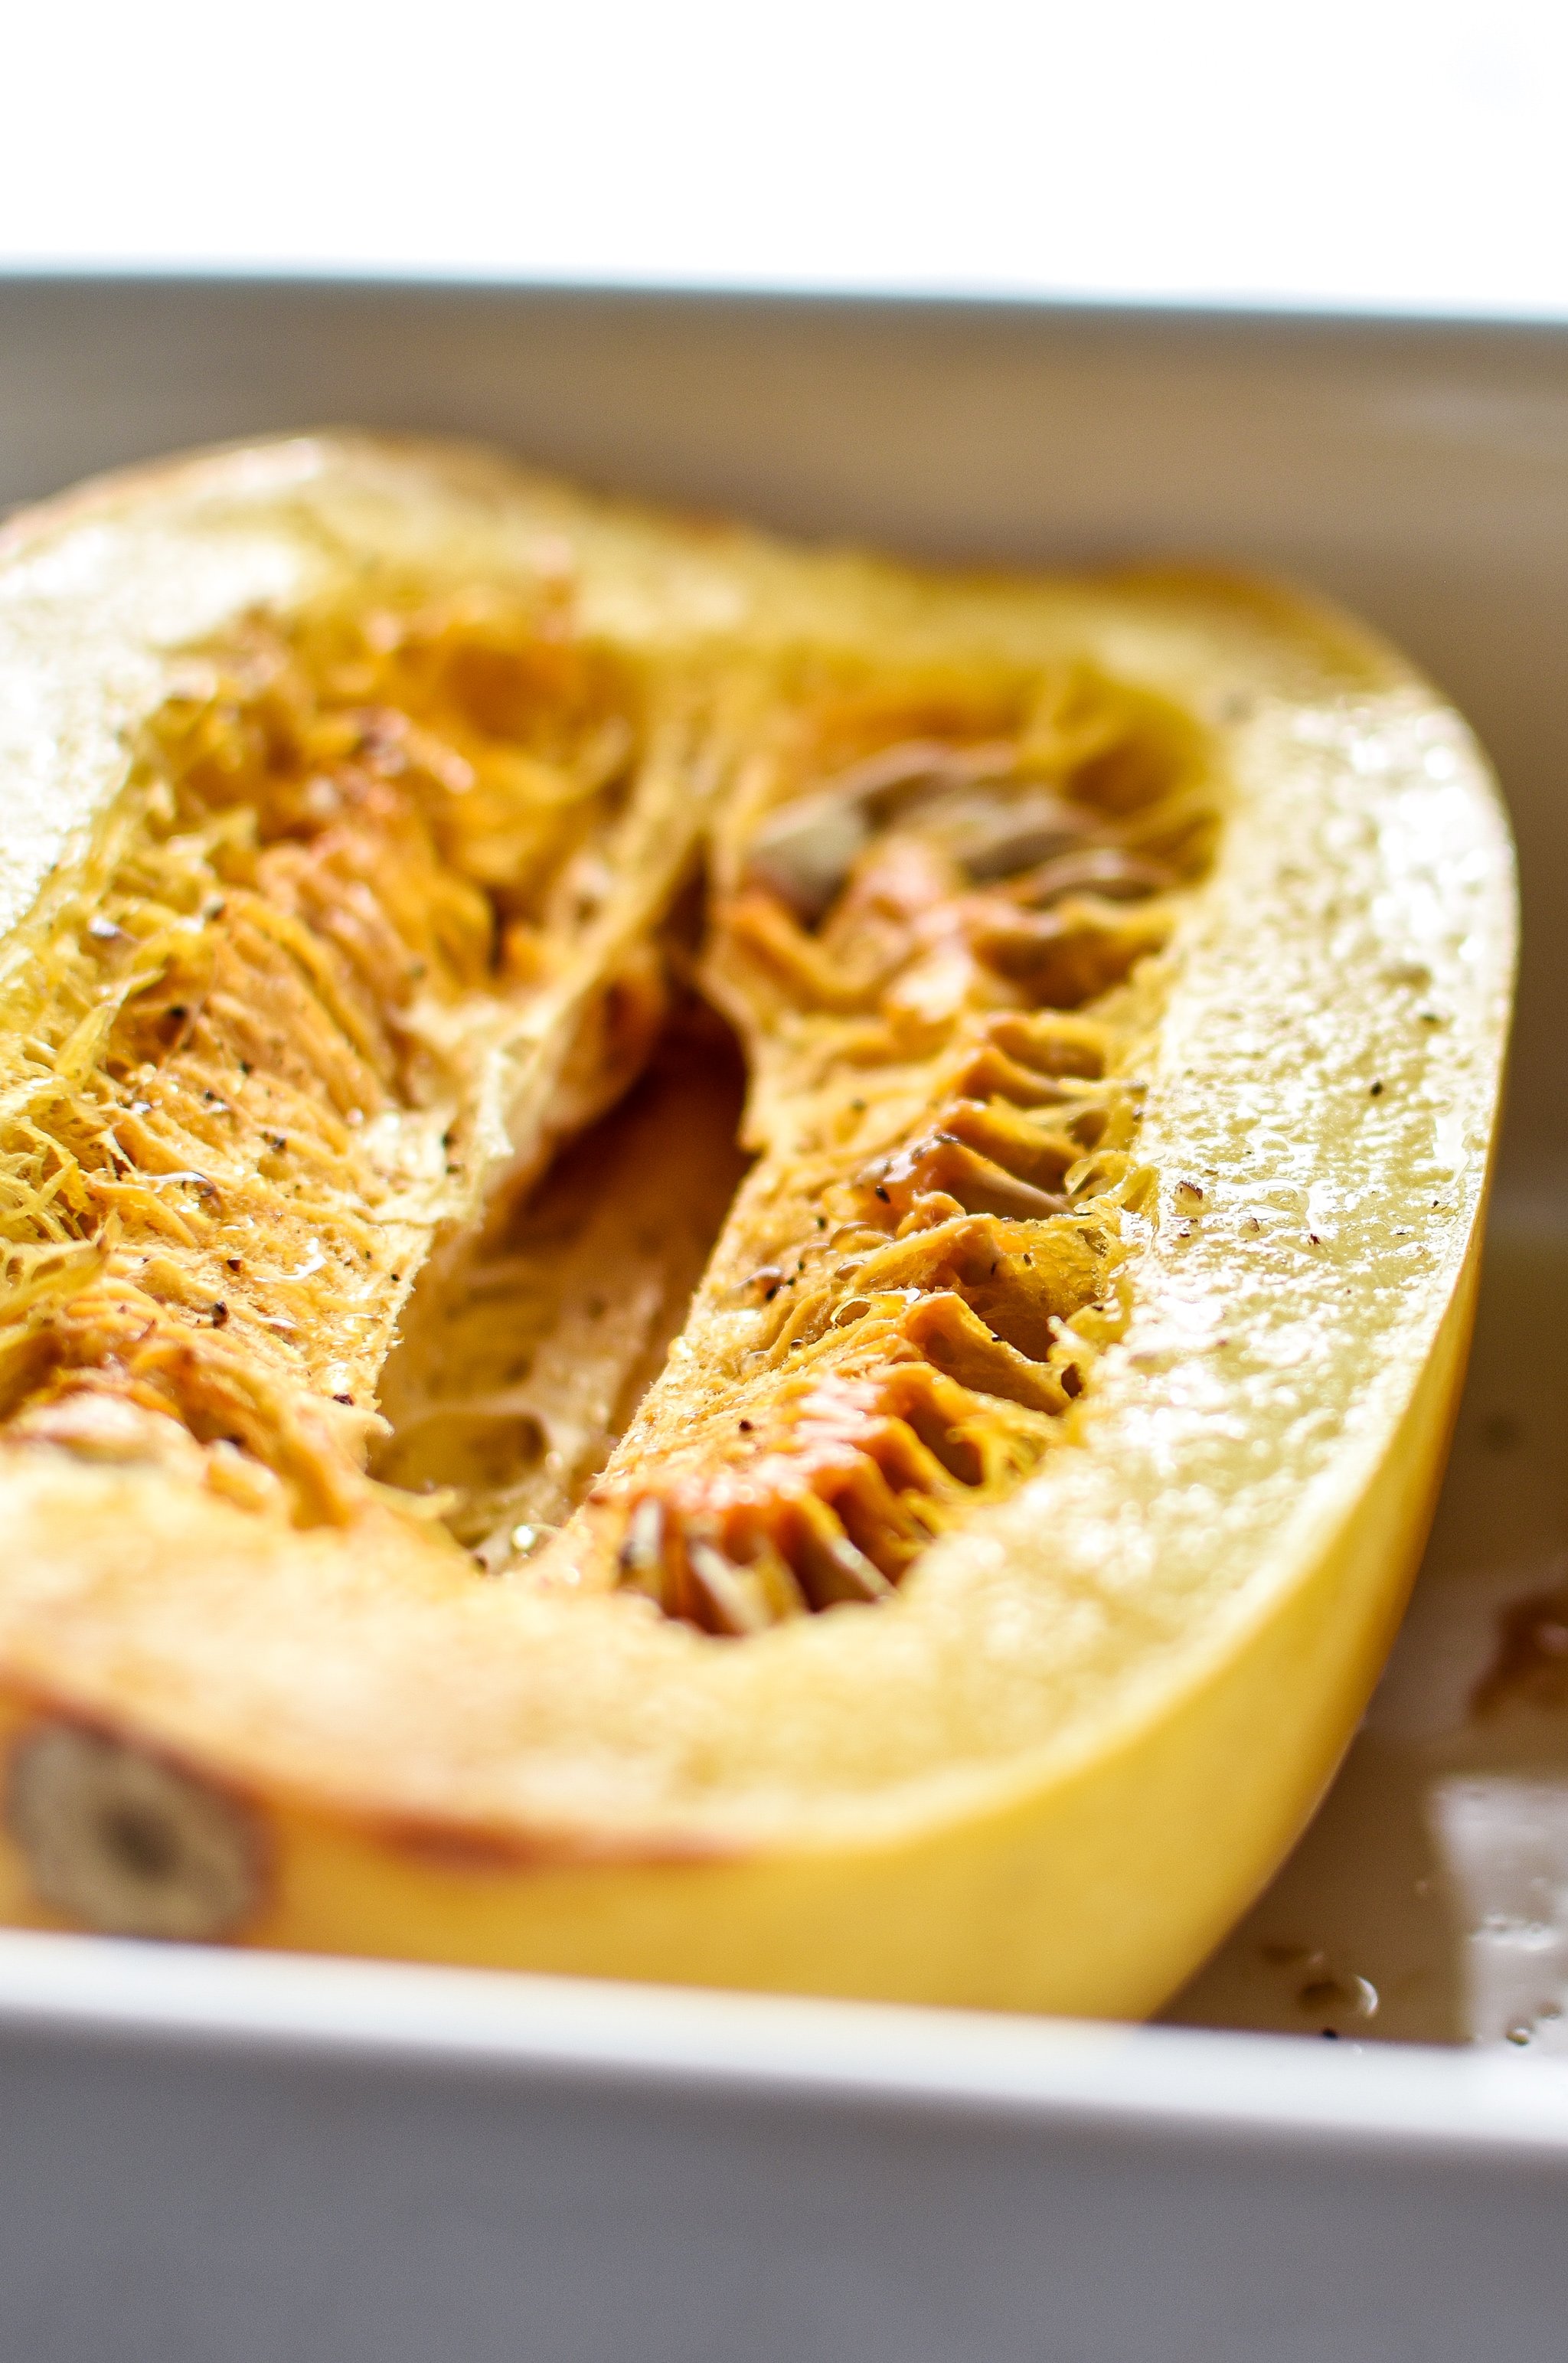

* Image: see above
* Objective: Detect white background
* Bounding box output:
[5,0,1567,313]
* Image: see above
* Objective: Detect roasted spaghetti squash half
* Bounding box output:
[0,434,1514,2018]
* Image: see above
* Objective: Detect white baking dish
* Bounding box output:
[0,273,1565,2361]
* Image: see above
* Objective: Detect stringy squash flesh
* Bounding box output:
[0,436,1514,2015]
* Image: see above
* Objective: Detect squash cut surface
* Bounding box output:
[0,436,1515,2015]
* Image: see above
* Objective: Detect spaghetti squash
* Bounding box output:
[0,434,1514,2015]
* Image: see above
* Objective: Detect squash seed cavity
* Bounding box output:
[0,590,1220,1643]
